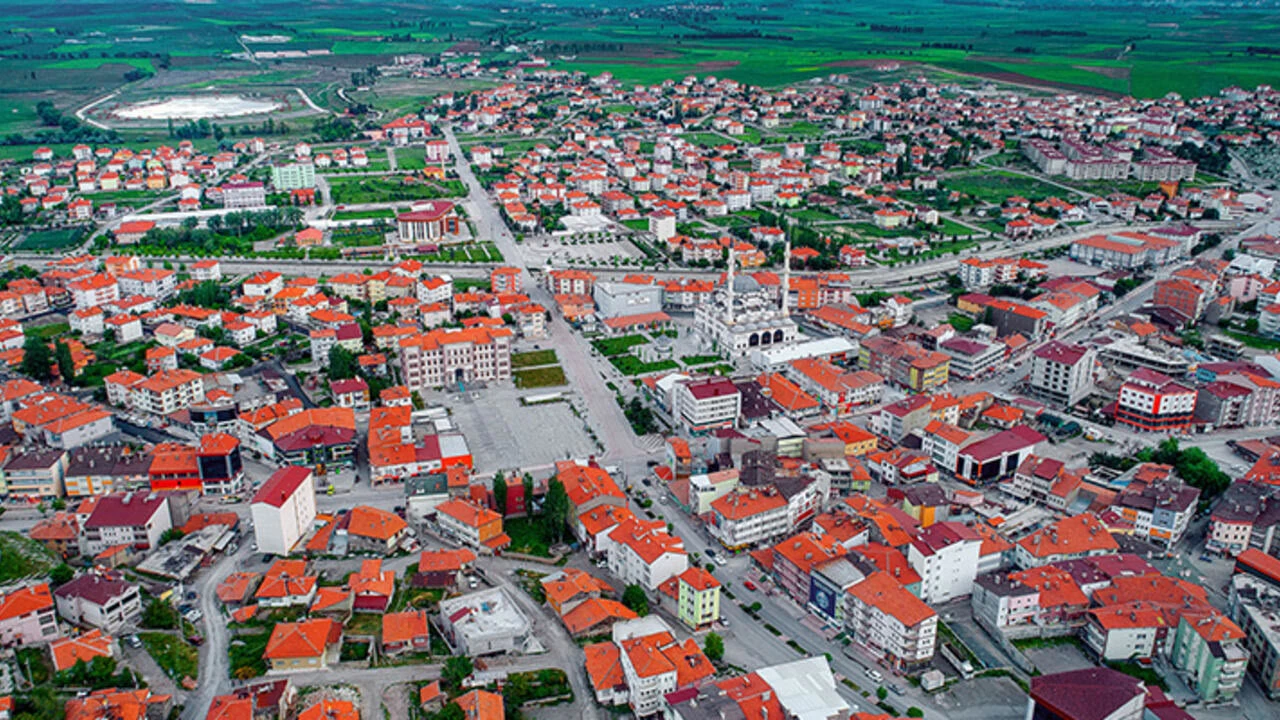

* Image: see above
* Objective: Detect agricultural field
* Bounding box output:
[0,0,1272,150]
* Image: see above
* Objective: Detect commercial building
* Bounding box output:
[1026,668,1146,720]
[858,336,950,393]
[1116,368,1197,433]
[672,376,741,435]
[251,467,317,556]
[1112,465,1199,548]
[594,282,662,319]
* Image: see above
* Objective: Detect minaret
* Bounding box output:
[782,230,792,318]
[726,245,737,325]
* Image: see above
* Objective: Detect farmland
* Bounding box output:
[0,0,1273,150]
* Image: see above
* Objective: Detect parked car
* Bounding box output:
[743,580,757,591]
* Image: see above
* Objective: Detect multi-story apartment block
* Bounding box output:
[906,521,982,604]
[843,572,937,670]
[1029,341,1095,407]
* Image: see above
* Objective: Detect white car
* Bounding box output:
[865,668,884,683]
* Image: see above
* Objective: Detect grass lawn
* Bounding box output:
[139,632,198,682]
[789,207,840,222]
[345,613,382,636]
[328,176,464,204]
[1224,330,1280,351]
[514,366,568,389]
[395,153,427,171]
[591,334,647,356]
[503,517,556,557]
[938,218,981,237]
[332,208,395,221]
[453,278,492,292]
[942,171,1075,204]
[622,219,649,231]
[0,531,58,584]
[608,355,680,376]
[410,242,502,264]
[228,630,270,680]
[16,647,50,685]
[511,350,558,368]
[26,321,70,339]
[947,314,976,332]
[16,228,85,252]
[391,586,444,612]
[681,354,721,366]
[340,640,370,662]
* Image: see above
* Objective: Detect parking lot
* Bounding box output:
[929,675,1028,720]
[426,384,598,474]
[1020,641,1095,675]
[520,231,647,266]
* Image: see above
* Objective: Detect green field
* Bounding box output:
[138,633,199,682]
[328,176,466,205]
[16,228,86,252]
[332,208,395,221]
[0,532,58,584]
[591,334,648,357]
[942,171,1077,204]
[512,350,559,368]
[0,0,1270,145]
[514,366,568,388]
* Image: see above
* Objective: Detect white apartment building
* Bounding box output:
[251,467,317,556]
[79,493,173,556]
[607,519,688,590]
[672,376,741,435]
[129,369,206,416]
[117,269,177,301]
[53,573,142,633]
[1029,341,1095,407]
[709,486,790,550]
[906,522,982,604]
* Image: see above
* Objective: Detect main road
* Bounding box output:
[443,125,650,462]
